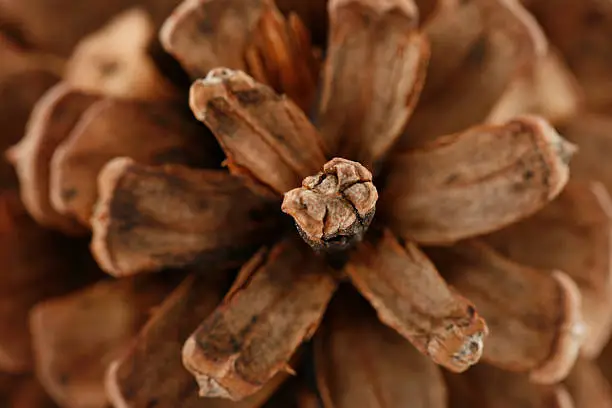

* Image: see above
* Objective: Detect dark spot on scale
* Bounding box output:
[61,188,78,201]
[98,60,120,77]
[58,373,69,385]
[445,173,460,185]
[523,170,534,181]
[207,99,239,135]
[234,89,265,105]
[146,398,159,408]
[467,305,476,317]
[583,9,606,26]
[466,37,487,65]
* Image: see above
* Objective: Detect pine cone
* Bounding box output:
[1,0,612,407]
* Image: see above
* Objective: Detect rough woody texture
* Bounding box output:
[7,84,98,234]
[382,116,574,244]
[161,0,267,78]
[161,0,319,111]
[430,241,583,384]
[344,230,488,372]
[399,0,546,147]
[64,8,177,100]
[314,292,447,408]
[183,240,337,400]
[485,181,612,357]
[318,0,429,166]
[107,273,285,408]
[0,192,94,373]
[91,158,279,277]
[445,364,574,408]
[48,98,219,226]
[30,276,178,408]
[190,68,327,197]
[282,158,378,252]
[244,5,319,112]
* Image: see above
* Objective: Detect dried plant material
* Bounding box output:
[162,0,319,110]
[314,292,447,408]
[344,229,488,373]
[382,116,574,245]
[183,240,337,400]
[445,364,575,408]
[527,0,612,110]
[0,192,92,373]
[275,0,328,44]
[317,0,429,166]
[430,241,583,383]
[107,273,286,408]
[64,8,176,100]
[564,358,612,408]
[0,69,59,187]
[190,68,326,197]
[282,158,378,253]
[558,115,612,192]
[399,0,546,148]
[484,181,612,357]
[49,98,219,227]
[30,276,178,408]
[91,158,279,277]
[488,51,582,124]
[7,84,98,234]
[244,5,319,112]
[160,0,266,78]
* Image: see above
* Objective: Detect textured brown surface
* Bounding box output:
[8,84,98,234]
[315,292,447,408]
[485,181,612,357]
[400,0,546,147]
[107,273,284,408]
[488,51,582,124]
[190,69,326,197]
[344,230,487,373]
[445,364,574,408]
[431,241,583,383]
[183,240,337,400]
[30,276,178,408]
[0,192,94,373]
[318,0,429,166]
[91,158,279,277]
[0,0,182,55]
[564,358,612,408]
[527,0,612,111]
[49,98,219,226]
[560,114,612,193]
[64,8,177,100]
[282,158,377,252]
[383,116,573,244]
